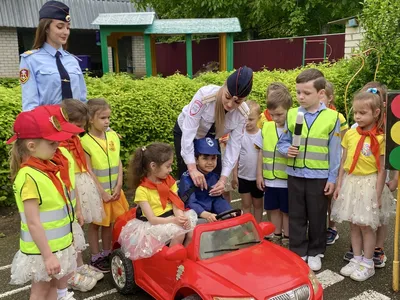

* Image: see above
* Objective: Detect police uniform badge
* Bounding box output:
[19,69,29,84]
[190,100,203,116]
[109,141,116,152]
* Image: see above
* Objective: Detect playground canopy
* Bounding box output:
[92,12,241,77]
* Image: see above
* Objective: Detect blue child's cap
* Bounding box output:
[194,137,220,156]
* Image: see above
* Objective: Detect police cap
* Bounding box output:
[227,66,253,98]
[39,1,71,22]
[194,137,221,156]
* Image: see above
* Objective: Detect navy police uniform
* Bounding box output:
[20,1,86,111]
[174,66,253,178]
[178,138,232,216]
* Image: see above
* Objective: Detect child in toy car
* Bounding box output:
[118,143,197,260]
[179,137,233,223]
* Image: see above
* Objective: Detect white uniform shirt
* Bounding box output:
[238,130,260,181]
[177,85,247,177]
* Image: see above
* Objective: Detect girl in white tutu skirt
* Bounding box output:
[7,109,79,300]
[119,143,197,260]
[331,91,391,282]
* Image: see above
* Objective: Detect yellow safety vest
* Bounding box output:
[14,167,74,255]
[262,121,288,180]
[59,147,77,216]
[80,131,120,194]
[287,107,338,170]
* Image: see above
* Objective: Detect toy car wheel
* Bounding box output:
[110,248,138,294]
[182,295,201,300]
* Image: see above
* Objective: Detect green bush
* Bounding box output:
[0,61,377,206]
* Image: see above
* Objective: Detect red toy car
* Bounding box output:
[110,208,323,300]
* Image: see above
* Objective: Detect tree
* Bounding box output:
[361,0,400,88]
[132,0,363,39]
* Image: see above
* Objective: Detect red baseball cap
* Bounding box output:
[7,109,74,144]
[34,105,84,134]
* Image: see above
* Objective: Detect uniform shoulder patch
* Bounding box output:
[189,100,203,116]
[19,68,29,84]
[20,49,38,57]
[201,93,217,105]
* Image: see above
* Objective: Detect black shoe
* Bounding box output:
[90,256,111,273]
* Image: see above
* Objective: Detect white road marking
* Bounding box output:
[315,269,344,289]
[83,288,118,300]
[0,285,31,298]
[231,198,242,203]
[0,265,11,271]
[349,290,391,300]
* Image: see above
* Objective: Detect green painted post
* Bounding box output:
[226,33,234,71]
[185,34,193,78]
[100,29,109,74]
[144,34,152,77]
[302,38,306,66]
[323,38,327,62]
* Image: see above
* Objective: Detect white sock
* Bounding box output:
[354,255,362,262]
[363,257,374,266]
[57,288,68,299]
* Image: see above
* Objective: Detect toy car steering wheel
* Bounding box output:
[216,209,242,221]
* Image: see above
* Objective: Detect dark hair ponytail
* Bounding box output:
[127,142,174,192]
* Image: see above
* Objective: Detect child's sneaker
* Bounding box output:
[350,262,375,281]
[373,247,387,268]
[58,291,76,300]
[308,254,324,272]
[90,256,111,273]
[326,227,339,245]
[68,273,97,292]
[340,258,360,277]
[281,236,289,248]
[265,233,282,244]
[78,264,105,281]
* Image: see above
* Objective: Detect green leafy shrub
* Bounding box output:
[0,61,379,206]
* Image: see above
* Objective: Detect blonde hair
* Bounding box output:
[9,139,31,182]
[267,89,293,110]
[246,100,261,115]
[61,99,88,126]
[214,87,226,138]
[266,82,289,96]
[360,81,388,105]
[353,91,384,131]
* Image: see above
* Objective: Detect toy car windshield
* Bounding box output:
[199,221,260,260]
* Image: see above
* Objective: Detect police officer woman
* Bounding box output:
[19,1,86,111]
[174,66,253,196]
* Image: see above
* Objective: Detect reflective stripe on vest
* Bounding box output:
[14,167,73,255]
[59,147,77,221]
[287,108,338,170]
[262,121,288,180]
[80,132,120,194]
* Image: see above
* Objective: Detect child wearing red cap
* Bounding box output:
[80,98,129,272]
[8,108,81,300]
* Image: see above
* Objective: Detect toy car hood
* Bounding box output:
[198,242,310,297]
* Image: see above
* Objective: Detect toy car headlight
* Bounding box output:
[308,270,320,295]
[213,298,255,300]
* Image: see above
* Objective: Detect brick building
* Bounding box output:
[0,0,149,78]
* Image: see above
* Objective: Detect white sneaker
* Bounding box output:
[58,291,76,300]
[340,258,361,277]
[308,254,324,271]
[78,264,104,281]
[350,262,375,281]
[68,273,97,292]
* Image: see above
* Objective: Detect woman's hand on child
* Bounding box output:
[231,177,238,190]
[287,146,300,158]
[209,178,226,196]
[44,254,61,276]
[256,175,265,191]
[174,215,188,227]
[324,182,335,196]
[189,168,207,190]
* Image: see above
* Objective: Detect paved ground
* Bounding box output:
[1,198,400,300]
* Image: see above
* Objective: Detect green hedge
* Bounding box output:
[0,60,372,206]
